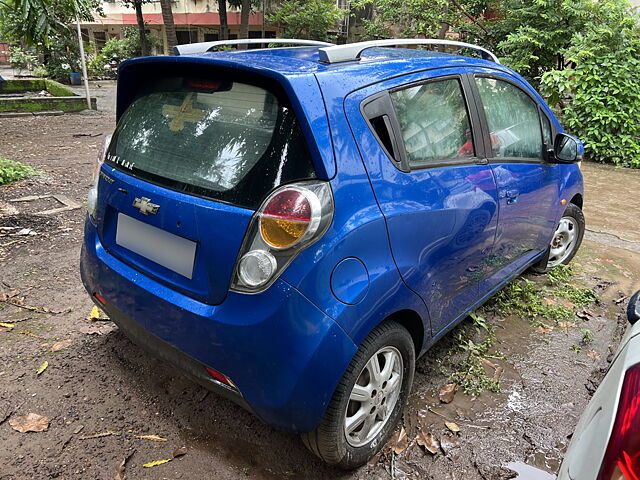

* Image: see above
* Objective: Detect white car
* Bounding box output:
[558,291,640,480]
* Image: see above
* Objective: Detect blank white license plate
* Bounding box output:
[116,213,196,279]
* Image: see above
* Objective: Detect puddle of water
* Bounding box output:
[505,462,556,480]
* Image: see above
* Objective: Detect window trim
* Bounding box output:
[387,74,486,171]
[470,73,550,164]
[360,91,406,171]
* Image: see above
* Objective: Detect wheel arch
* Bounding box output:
[380,309,425,356]
[570,193,583,210]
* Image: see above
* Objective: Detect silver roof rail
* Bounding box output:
[318,39,499,64]
[175,38,334,56]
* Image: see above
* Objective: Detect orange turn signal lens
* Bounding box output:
[260,216,309,248]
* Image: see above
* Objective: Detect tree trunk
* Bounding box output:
[438,5,449,40]
[239,0,250,40]
[218,0,229,40]
[134,0,149,56]
[159,0,178,55]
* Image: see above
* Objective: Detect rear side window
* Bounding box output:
[475,77,544,160]
[390,78,475,167]
[107,78,316,209]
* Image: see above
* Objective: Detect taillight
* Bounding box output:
[597,363,640,480]
[260,188,320,249]
[87,133,112,221]
[231,181,333,293]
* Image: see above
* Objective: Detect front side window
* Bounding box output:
[475,77,544,160]
[390,78,474,168]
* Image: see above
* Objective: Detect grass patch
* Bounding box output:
[0,157,38,185]
[483,265,595,326]
[441,313,502,396]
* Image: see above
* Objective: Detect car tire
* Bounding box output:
[530,203,585,274]
[301,321,415,469]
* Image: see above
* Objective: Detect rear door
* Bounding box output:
[95,74,318,305]
[470,74,560,285]
[345,71,499,335]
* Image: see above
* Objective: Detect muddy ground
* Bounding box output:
[1,98,640,480]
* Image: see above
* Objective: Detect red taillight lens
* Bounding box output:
[259,189,317,249]
[598,363,640,480]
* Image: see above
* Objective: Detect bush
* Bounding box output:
[32,65,48,78]
[540,2,640,168]
[9,46,37,72]
[0,157,38,185]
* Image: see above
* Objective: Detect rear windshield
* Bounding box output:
[106,77,317,209]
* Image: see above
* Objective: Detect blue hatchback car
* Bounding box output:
[80,38,585,468]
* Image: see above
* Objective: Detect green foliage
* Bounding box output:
[581,328,594,345]
[487,278,574,323]
[447,313,501,396]
[540,2,640,168]
[32,65,49,78]
[0,0,101,47]
[8,47,37,71]
[351,0,490,41]
[86,27,160,80]
[267,0,345,41]
[43,34,81,82]
[0,157,38,185]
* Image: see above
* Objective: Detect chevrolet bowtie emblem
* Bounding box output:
[132,197,160,215]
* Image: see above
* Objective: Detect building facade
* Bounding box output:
[82,0,278,55]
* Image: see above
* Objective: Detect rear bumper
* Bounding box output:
[80,219,357,433]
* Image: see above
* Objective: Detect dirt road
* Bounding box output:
[1,105,639,480]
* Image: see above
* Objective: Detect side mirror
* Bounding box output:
[552,133,583,163]
[628,290,640,325]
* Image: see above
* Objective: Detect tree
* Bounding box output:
[159,0,177,54]
[349,0,488,41]
[0,0,99,47]
[121,0,149,56]
[268,0,346,41]
[218,0,229,40]
[539,0,640,167]
[239,0,251,39]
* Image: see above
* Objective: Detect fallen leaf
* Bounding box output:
[558,321,577,334]
[9,413,49,432]
[173,446,188,458]
[386,427,409,455]
[0,322,14,332]
[439,435,459,455]
[143,459,172,468]
[134,434,167,442]
[416,431,440,454]
[444,421,460,434]
[492,366,505,382]
[51,339,72,352]
[80,430,121,440]
[535,325,553,334]
[88,306,102,321]
[115,457,126,480]
[576,309,596,322]
[542,297,556,306]
[597,320,607,332]
[595,258,614,264]
[19,330,40,338]
[439,383,457,404]
[482,358,498,369]
[586,350,601,361]
[36,361,48,376]
[115,451,135,480]
[78,324,113,335]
